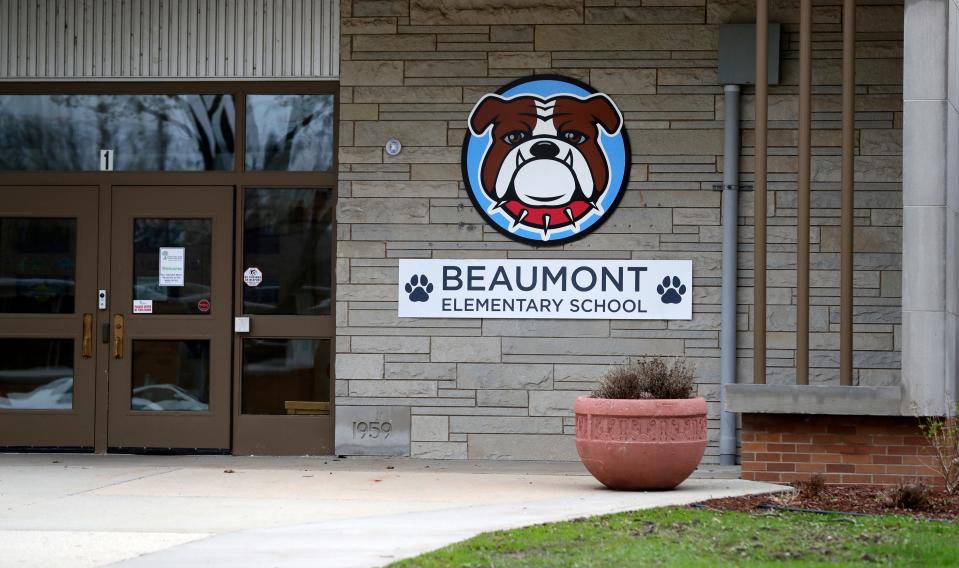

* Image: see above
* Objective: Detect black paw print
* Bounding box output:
[405,274,434,302]
[657,276,687,305]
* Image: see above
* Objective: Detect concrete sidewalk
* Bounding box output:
[0,454,785,567]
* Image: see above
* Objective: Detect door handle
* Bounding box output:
[112,314,124,359]
[82,313,93,358]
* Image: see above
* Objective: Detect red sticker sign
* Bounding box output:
[197,299,211,313]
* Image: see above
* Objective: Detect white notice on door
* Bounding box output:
[133,300,153,314]
[159,247,185,287]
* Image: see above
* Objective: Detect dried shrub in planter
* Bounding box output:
[592,358,695,400]
[795,474,826,499]
[918,406,959,495]
[883,481,932,511]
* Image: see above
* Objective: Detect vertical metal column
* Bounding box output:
[720,84,741,465]
[797,0,812,385]
[840,0,856,385]
[754,0,769,384]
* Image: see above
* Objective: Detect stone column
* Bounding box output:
[949,0,959,411]
[902,0,957,414]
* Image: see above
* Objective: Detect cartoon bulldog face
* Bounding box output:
[468,93,623,237]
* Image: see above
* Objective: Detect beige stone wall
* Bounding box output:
[335,0,904,461]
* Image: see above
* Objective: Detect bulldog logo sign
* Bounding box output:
[463,75,630,246]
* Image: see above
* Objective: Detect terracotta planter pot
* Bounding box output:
[575,396,707,490]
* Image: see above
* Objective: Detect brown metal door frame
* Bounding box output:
[0,80,339,454]
[107,186,234,450]
[94,185,112,452]
[231,184,336,456]
[0,186,100,447]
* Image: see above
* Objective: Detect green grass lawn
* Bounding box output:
[392,507,959,567]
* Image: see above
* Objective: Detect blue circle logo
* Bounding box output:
[462,75,631,246]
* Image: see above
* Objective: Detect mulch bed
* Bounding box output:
[700,483,959,520]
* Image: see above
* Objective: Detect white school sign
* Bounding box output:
[398,260,692,320]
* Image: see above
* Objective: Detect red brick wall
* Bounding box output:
[741,414,941,486]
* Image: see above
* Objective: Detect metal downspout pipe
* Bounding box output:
[754,1,769,386]
[840,0,856,385]
[719,84,741,466]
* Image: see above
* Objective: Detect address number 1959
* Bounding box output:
[353,420,392,439]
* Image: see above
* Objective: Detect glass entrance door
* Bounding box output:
[107,187,233,450]
[0,187,99,447]
[232,187,335,454]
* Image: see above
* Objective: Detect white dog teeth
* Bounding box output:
[564,207,579,230]
[541,215,551,240]
[511,208,529,230]
[563,150,573,166]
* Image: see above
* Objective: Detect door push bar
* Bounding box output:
[113,314,124,359]
[82,314,93,358]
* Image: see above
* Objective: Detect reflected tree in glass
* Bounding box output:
[245,95,334,171]
[0,94,235,170]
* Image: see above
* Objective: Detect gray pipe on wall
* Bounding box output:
[719,84,741,466]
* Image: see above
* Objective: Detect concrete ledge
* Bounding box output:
[723,384,903,416]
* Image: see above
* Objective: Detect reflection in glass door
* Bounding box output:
[0,188,99,447]
[108,187,233,450]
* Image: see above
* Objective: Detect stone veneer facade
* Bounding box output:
[335,0,904,461]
